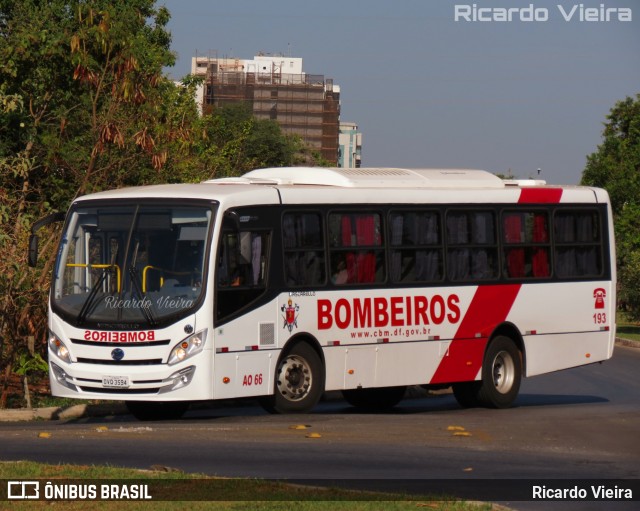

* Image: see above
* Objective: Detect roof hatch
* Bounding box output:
[206,167,507,189]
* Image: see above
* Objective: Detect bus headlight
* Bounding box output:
[48,331,71,363]
[168,329,207,366]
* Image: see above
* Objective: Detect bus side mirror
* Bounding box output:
[28,234,39,267]
[27,211,65,268]
[224,210,241,231]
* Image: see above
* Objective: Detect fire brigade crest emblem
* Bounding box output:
[281,299,299,333]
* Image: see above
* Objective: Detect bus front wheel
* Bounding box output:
[260,342,324,414]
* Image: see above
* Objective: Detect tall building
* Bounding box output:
[192,53,341,165]
[338,122,362,168]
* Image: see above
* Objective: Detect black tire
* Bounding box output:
[125,401,189,421]
[452,381,482,408]
[477,335,522,408]
[342,386,407,411]
[260,342,324,414]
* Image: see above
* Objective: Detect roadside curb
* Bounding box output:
[615,336,640,348]
[1,338,637,422]
[0,403,128,422]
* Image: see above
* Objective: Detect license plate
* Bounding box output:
[102,375,130,388]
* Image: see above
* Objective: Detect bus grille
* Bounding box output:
[78,387,160,395]
[76,358,163,366]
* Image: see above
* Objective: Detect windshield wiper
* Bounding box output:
[124,237,158,328]
[128,265,158,327]
[76,267,111,326]
[77,244,120,326]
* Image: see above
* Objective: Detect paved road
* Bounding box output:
[0,345,638,510]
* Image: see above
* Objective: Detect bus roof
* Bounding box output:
[208,167,507,189]
[72,167,607,207]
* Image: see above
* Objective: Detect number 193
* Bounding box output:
[593,313,607,324]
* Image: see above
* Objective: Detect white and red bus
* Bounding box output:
[30,167,616,420]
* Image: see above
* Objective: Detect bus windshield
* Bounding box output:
[52,202,214,328]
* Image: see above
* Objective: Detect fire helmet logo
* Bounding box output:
[281,299,299,333]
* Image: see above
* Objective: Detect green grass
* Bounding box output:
[616,312,640,342]
[0,461,495,511]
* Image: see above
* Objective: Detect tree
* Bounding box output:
[180,102,326,181]
[581,94,640,319]
[0,0,326,406]
[0,0,180,406]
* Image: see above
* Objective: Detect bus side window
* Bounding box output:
[389,211,443,283]
[328,212,385,285]
[502,211,551,279]
[283,212,325,287]
[216,221,270,321]
[554,210,602,278]
[446,210,498,281]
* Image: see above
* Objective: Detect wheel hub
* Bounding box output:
[492,351,515,394]
[277,355,312,401]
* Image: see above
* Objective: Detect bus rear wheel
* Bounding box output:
[478,336,522,408]
[452,381,482,408]
[342,386,407,411]
[260,342,324,414]
[452,336,522,409]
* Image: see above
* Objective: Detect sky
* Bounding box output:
[161,0,640,185]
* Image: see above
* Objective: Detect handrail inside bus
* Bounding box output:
[66,263,121,292]
[142,266,196,292]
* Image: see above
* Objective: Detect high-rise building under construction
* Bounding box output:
[192,53,340,165]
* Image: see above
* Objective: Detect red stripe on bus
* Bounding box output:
[518,188,563,203]
[429,284,521,384]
